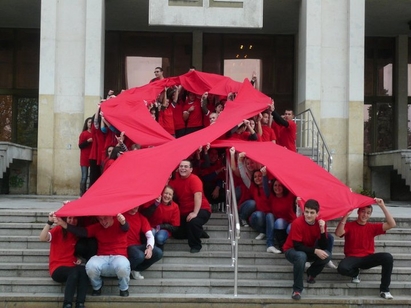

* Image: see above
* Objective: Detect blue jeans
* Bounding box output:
[250,211,266,234]
[239,199,256,222]
[127,244,163,272]
[85,255,130,291]
[265,214,290,247]
[153,229,169,246]
[80,166,89,184]
[285,248,331,293]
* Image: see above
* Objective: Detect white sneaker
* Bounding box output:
[351,275,360,284]
[255,233,266,240]
[240,219,249,227]
[326,260,337,269]
[305,262,311,269]
[380,291,393,299]
[131,271,144,280]
[267,246,282,254]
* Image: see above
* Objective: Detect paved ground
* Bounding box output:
[0,195,411,219]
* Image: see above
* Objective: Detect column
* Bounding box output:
[37,0,105,194]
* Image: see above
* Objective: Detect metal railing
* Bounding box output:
[225,154,241,296]
[295,109,333,172]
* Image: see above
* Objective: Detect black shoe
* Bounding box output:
[307,275,316,284]
[201,231,210,239]
[75,304,85,308]
[120,289,129,297]
[92,284,103,296]
[190,248,201,253]
[63,304,72,308]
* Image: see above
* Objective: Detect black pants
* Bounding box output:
[52,265,88,305]
[337,252,393,292]
[88,159,101,187]
[174,209,211,250]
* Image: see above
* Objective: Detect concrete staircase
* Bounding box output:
[368,150,411,189]
[0,210,410,308]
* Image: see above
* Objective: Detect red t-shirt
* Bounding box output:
[148,201,180,228]
[172,102,186,131]
[78,130,92,167]
[342,221,385,257]
[283,216,326,252]
[158,106,175,135]
[48,226,78,275]
[89,123,106,165]
[269,193,297,223]
[124,212,152,246]
[183,99,203,128]
[277,120,297,152]
[169,173,211,215]
[86,219,128,256]
[261,125,276,142]
[249,185,270,213]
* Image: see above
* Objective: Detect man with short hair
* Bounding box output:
[335,198,396,299]
[260,111,276,143]
[271,108,297,152]
[169,159,211,253]
[283,199,331,300]
[150,67,164,83]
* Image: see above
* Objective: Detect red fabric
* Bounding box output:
[56,73,374,222]
[342,222,385,257]
[169,173,211,216]
[124,212,152,246]
[49,226,77,275]
[86,220,128,256]
[78,130,92,166]
[282,216,327,252]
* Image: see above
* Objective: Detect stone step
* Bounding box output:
[0,276,410,297]
[1,262,411,282]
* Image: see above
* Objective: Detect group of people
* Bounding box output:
[63,68,397,307]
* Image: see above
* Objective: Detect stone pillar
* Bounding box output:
[37,0,105,195]
[297,0,365,189]
[394,35,408,150]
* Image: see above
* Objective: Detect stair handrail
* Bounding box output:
[294,109,333,172]
[225,154,241,296]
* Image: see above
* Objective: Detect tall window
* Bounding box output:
[364,38,395,153]
[0,29,39,147]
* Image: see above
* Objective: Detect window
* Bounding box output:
[364,38,395,153]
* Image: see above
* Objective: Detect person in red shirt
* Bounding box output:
[141,185,181,250]
[260,111,276,143]
[78,117,93,196]
[335,198,396,299]
[262,170,297,254]
[169,159,211,253]
[124,205,163,281]
[40,213,87,308]
[283,199,331,300]
[150,67,164,83]
[56,213,131,297]
[182,92,205,135]
[271,109,297,152]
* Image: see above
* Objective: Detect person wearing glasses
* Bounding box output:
[150,67,164,83]
[169,159,211,253]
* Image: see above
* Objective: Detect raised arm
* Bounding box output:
[335,210,352,237]
[375,198,396,231]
